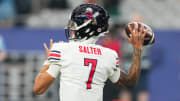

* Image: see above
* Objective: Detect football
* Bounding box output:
[125,22,155,46]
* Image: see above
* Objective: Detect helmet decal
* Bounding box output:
[86,8,93,19]
[97,28,102,32]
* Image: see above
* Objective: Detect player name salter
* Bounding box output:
[79,45,102,55]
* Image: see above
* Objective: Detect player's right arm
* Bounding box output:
[115,24,148,88]
[116,48,142,88]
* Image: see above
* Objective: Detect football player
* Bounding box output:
[33,3,148,101]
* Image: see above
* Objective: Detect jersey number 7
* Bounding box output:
[84,58,97,89]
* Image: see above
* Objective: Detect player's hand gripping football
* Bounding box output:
[126,24,149,49]
[43,39,53,60]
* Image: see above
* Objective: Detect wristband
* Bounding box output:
[43,60,50,66]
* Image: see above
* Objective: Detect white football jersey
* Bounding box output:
[46,41,120,101]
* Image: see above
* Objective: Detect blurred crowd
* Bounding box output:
[0,0,180,28]
[0,0,122,28]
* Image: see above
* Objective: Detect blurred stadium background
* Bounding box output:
[0,0,180,101]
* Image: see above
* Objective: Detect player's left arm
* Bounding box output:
[34,39,56,95]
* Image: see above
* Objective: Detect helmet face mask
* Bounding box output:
[65,20,78,40]
[65,19,93,40]
[65,3,110,41]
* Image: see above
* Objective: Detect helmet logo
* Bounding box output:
[86,8,93,19]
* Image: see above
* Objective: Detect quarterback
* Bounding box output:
[33,3,148,101]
